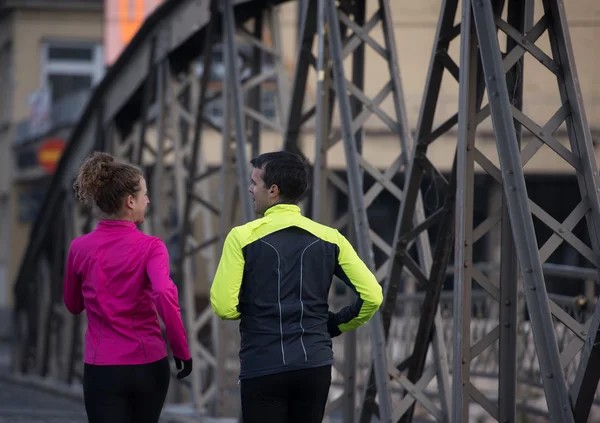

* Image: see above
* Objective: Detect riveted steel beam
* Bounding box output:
[11,1,600,422]
[450,0,600,421]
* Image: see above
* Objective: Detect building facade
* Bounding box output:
[0,0,598,334]
[0,0,105,337]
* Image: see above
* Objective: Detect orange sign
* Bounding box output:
[105,0,164,65]
[37,138,66,174]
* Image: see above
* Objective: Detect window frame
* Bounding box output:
[40,40,105,98]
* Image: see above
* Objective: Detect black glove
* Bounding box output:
[174,356,193,379]
[327,311,342,338]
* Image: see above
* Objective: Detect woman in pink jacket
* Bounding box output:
[63,151,192,423]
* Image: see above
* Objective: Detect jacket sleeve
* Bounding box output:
[331,231,383,333]
[63,244,85,315]
[146,239,191,361]
[210,228,244,320]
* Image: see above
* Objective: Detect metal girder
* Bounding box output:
[12,0,293,416]
[169,0,291,415]
[354,0,600,421]
[286,0,449,421]
[10,0,600,422]
[355,0,461,421]
[453,0,600,422]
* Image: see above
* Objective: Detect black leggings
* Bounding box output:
[240,365,332,423]
[83,357,170,423]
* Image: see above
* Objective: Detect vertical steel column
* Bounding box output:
[170,2,291,415]
[34,253,51,377]
[296,0,336,223]
[452,2,479,420]
[543,0,600,418]
[222,0,253,222]
[471,0,573,421]
[287,0,456,419]
[171,65,213,413]
[64,198,94,385]
[384,0,453,418]
[311,0,330,223]
[0,195,8,307]
[171,0,220,411]
[324,2,393,422]
[135,36,157,166]
[247,10,263,159]
[150,61,168,240]
[343,2,366,421]
[310,3,352,414]
[498,1,531,420]
[29,99,104,383]
[46,210,67,380]
[268,6,290,131]
[62,195,83,384]
[215,77,238,417]
[359,0,459,421]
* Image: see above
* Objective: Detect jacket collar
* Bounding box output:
[263,203,301,217]
[96,219,137,230]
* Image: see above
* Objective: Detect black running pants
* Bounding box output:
[240,365,332,423]
[83,357,170,423]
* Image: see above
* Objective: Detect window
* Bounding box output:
[41,41,104,105]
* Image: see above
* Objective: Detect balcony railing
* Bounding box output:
[13,89,90,146]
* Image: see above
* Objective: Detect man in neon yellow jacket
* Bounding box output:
[210,151,383,423]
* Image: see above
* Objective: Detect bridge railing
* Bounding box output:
[215,288,598,417]
[323,290,599,417]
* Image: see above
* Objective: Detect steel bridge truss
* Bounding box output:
[11,0,600,422]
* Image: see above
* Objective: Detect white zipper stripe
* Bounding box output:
[260,240,286,365]
[299,239,320,362]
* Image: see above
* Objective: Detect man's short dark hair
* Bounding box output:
[250,151,308,204]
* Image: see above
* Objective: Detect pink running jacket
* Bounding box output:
[63,219,191,365]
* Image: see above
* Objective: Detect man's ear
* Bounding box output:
[269,184,279,197]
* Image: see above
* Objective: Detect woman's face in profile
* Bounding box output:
[130,177,150,224]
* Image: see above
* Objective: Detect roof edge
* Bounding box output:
[4,0,102,11]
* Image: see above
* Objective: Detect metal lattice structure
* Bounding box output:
[10,0,600,422]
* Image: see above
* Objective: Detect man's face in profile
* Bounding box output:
[249,166,276,215]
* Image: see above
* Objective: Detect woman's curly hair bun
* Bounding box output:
[73,151,143,215]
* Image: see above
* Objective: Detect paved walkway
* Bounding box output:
[0,378,88,423]
[0,343,209,423]
[0,343,427,423]
[0,342,85,422]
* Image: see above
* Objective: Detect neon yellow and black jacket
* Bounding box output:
[210,204,383,380]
